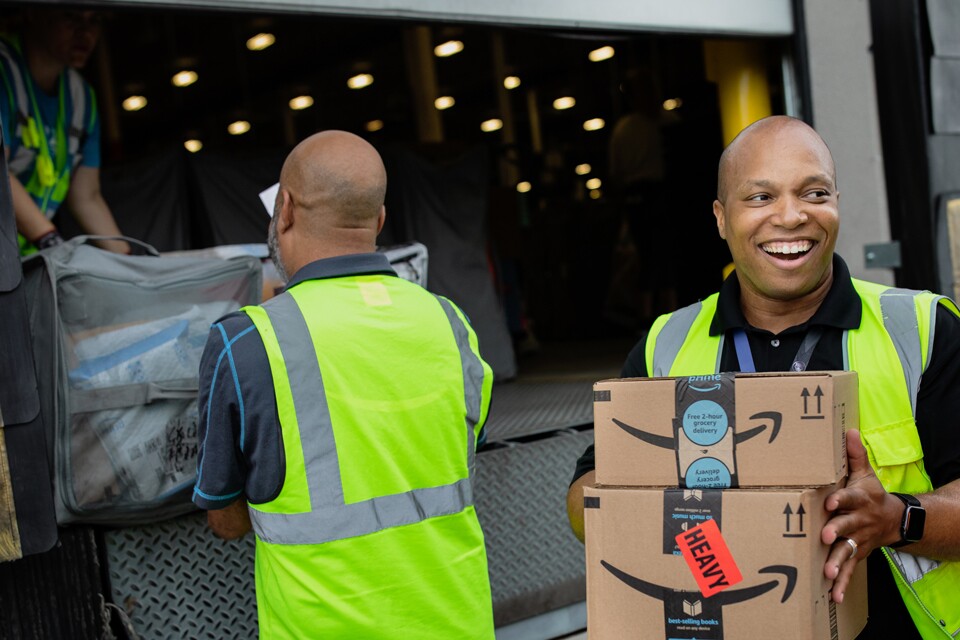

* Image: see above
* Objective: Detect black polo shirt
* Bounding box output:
[573,255,960,639]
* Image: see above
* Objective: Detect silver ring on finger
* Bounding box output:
[843,536,858,558]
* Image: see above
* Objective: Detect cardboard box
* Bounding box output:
[594,371,858,488]
[584,485,867,640]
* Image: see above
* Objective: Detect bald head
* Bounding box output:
[717,116,836,204]
[269,131,388,276]
[279,130,387,234]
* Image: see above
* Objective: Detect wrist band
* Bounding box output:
[34,230,64,249]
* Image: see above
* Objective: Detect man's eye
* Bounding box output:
[806,189,829,199]
[747,194,770,202]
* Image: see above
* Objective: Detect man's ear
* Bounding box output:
[376,206,386,235]
[712,199,726,240]
[277,189,294,233]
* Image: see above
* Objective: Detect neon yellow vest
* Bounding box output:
[0,36,96,254]
[243,273,494,639]
[645,278,960,638]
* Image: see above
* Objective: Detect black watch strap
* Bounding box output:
[889,492,925,548]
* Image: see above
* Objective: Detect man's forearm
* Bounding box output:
[69,193,128,252]
[897,478,960,561]
[9,173,56,242]
[66,165,128,253]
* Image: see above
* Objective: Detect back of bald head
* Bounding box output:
[716,116,836,203]
[280,130,387,233]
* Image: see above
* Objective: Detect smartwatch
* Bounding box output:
[889,492,925,548]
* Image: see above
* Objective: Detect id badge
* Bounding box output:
[36,153,55,188]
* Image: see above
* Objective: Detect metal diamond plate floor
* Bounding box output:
[104,430,596,639]
[485,381,595,442]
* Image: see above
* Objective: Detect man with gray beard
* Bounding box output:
[193,130,495,639]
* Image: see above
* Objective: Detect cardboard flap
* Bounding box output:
[862,418,924,466]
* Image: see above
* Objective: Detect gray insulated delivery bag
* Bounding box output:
[21,237,262,525]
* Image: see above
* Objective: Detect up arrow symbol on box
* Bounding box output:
[783,503,808,538]
[800,386,826,420]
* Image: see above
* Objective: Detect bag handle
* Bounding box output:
[70,378,199,414]
[72,235,161,257]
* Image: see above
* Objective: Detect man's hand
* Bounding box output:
[207,500,252,540]
[821,429,902,603]
[566,470,595,543]
[66,166,129,254]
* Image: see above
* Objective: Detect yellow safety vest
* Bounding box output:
[644,278,960,638]
[242,272,494,639]
[0,36,96,254]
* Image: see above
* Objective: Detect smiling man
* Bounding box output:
[567,116,960,638]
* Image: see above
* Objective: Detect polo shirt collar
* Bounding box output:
[709,254,861,336]
[284,252,397,290]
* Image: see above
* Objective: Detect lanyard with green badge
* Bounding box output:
[22,68,68,209]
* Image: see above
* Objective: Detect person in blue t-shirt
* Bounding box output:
[0,9,126,254]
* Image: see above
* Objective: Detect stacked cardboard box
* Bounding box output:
[585,371,868,640]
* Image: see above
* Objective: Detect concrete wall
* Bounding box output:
[803,0,894,284]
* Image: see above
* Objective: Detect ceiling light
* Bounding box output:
[288,95,314,110]
[583,118,606,131]
[122,96,147,112]
[247,33,275,51]
[575,163,592,176]
[347,73,374,90]
[586,177,602,190]
[434,40,464,57]
[171,70,198,87]
[588,46,615,62]
[434,96,455,110]
[480,118,503,133]
[365,119,384,132]
[228,120,250,135]
[590,189,602,200]
[184,139,203,153]
[516,181,532,193]
[553,96,576,110]
[663,98,683,111]
[503,76,521,90]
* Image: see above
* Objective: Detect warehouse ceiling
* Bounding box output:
[77,7,721,167]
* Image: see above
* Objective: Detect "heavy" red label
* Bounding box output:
[675,518,742,597]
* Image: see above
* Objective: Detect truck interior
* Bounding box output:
[0,3,796,637]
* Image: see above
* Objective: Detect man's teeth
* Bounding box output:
[761,241,813,255]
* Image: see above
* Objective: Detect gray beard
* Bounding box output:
[267,212,288,283]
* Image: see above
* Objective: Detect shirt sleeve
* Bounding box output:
[915,303,960,488]
[193,311,285,510]
[193,320,247,509]
[620,335,649,378]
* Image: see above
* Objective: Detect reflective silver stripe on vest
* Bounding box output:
[66,68,86,167]
[878,288,925,417]
[0,40,35,175]
[888,548,940,586]
[248,290,477,545]
[259,292,343,512]
[652,301,702,377]
[434,296,483,476]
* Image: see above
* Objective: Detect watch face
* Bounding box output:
[903,504,926,543]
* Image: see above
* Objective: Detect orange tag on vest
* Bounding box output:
[675,518,742,597]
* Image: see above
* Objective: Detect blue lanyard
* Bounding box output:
[732,326,824,373]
